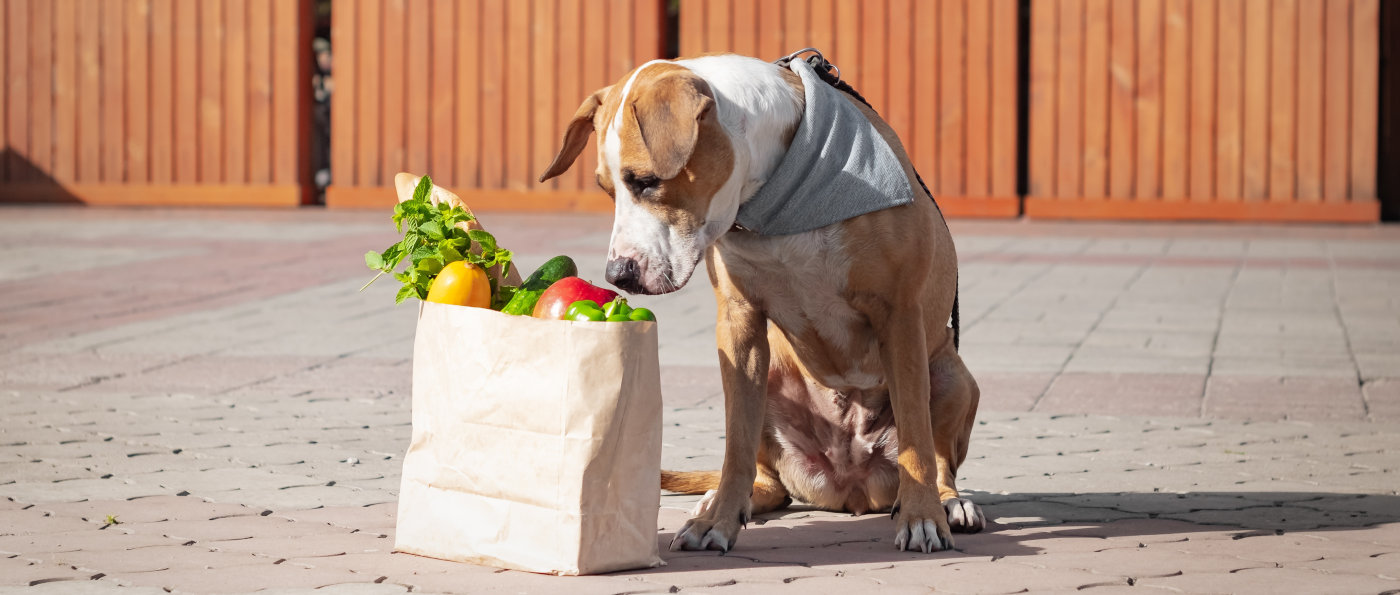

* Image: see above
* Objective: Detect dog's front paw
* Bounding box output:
[890,497,954,553]
[943,497,985,533]
[669,510,748,553]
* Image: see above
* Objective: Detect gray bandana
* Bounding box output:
[735,58,915,236]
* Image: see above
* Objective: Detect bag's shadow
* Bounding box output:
[626,490,1400,575]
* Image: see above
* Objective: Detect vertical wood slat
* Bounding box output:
[912,0,938,190]
[1350,0,1378,200]
[80,0,103,183]
[964,0,990,198]
[328,0,353,189]
[833,0,860,91]
[504,0,531,189]
[757,0,781,63]
[1135,0,1162,199]
[1241,0,1270,199]
[53,0,77,183]
[808,0,834,58]
[198,0,221,183]
[1322,0,1350,201]
[224,0,245,184]
[1294,0,1323,201]
[356,0,380,187]
[1028,0,1057,198]
[731,0,757,58]
[434,0,456,186]
[1160,0,1188,200]
[0,0,6,181]
[405,0,429,177]
[707,0,732,55]
[126,0,150,184]
[5,0,27,181]
[249,0,273,184]
[1108,0,1136,198]
[530,0,555,189]
[1055,0,1083,199]
[679,0,704,57]
[1082,0,1109,199]
[100,0,125,182]
[861,0,888,118]
[989,0,1017,199]
[784,0,808,48]
[149,0,172,184]
[1216,0,1244,200]
[578,0,605,194]
[1189,0,1216,201]
[553,0,579,191]
[275,0,311,193]
[431,0,455,187]
[380,0,406,184]
[29,0,53,180]
[887,0,914,165]
[1268,0,1297,201]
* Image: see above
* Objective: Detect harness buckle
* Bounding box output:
[775,47,841,85]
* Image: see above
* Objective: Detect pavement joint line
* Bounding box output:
[1199,255,1245,418]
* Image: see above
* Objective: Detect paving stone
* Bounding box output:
[1036,373,1204,417]
[0,581,168,595]
[0,527,180,559]
[0,507,100,537]
[33,496,266,527]
[51,543,256,574]
[271,502,397,532]
[1138,566,1400,594]
[0,556,99,587]
[103,562,365,593]
[1204,376,1368,421]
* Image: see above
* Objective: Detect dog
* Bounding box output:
[539,53,983,554]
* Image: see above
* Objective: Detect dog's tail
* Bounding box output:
[660,470,721,494]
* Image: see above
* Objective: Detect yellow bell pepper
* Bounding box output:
[425,261,492,308]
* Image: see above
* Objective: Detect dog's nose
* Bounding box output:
[606,257,643,293]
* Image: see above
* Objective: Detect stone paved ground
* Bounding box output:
[2,205,1399,594]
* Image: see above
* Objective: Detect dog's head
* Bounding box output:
[539,61,738,295]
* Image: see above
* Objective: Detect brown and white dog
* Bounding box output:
[539,54,983,553]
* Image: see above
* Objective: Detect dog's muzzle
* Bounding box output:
[606,257,647,295]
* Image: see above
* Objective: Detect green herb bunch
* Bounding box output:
[362,175,516,305]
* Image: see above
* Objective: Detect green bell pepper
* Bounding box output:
[565,300,605,322]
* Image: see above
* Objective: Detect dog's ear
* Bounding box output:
[632,75,715,180]
[539,86,612,183]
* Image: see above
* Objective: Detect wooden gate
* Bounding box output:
[323,0,667,211]
[1025,0,1381,222]
[679,0,1022,218]
[0,0,316,206]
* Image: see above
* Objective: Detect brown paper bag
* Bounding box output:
[395,301,664,575]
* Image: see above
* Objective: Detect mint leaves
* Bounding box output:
[362,175,515,304]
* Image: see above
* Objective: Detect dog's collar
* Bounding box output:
[733,57,915,236]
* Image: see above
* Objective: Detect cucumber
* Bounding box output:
[500,255,578,315]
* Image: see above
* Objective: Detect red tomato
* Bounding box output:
[531,277,621,320]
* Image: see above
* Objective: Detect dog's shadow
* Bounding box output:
[627,490,1400,577]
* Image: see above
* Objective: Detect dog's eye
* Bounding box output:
[630,175,661,199]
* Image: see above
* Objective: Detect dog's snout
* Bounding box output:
[606,257,644,293]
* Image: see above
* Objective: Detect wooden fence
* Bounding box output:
[679,0,1022,218]
[1025,0,1381,222]
[323,0,667,210]
[0,0,316,206]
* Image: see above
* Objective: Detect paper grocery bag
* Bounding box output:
[395,301,665,575]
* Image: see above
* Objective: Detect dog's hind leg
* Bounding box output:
[929,337,985,533]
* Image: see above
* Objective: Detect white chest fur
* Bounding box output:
[716,228,884,391]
